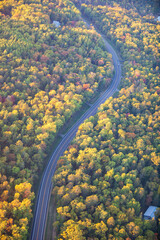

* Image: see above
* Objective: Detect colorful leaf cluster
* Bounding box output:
[0,174,34,239]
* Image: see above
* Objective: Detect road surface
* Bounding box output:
[30,17,121,240]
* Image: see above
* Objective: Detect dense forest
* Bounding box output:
[0,0,114,239]
[52,0,160,239]
[0,0,159,239]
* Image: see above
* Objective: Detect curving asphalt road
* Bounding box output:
[30,17,121,240]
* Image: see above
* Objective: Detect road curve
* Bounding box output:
[30,17,121,240]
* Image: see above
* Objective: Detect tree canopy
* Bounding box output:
[52,0,160,239]
[0,0,114,238]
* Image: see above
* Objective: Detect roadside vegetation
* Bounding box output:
[52,0,160,239]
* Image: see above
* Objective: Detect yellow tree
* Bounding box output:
[61,220,85,240]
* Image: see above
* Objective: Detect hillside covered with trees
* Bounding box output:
[0,0,114,239]
[52,0,160,239]
[0,0,159,239]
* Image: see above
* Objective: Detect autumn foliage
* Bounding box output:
[0,0,114,238]
[52,0,160,239]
